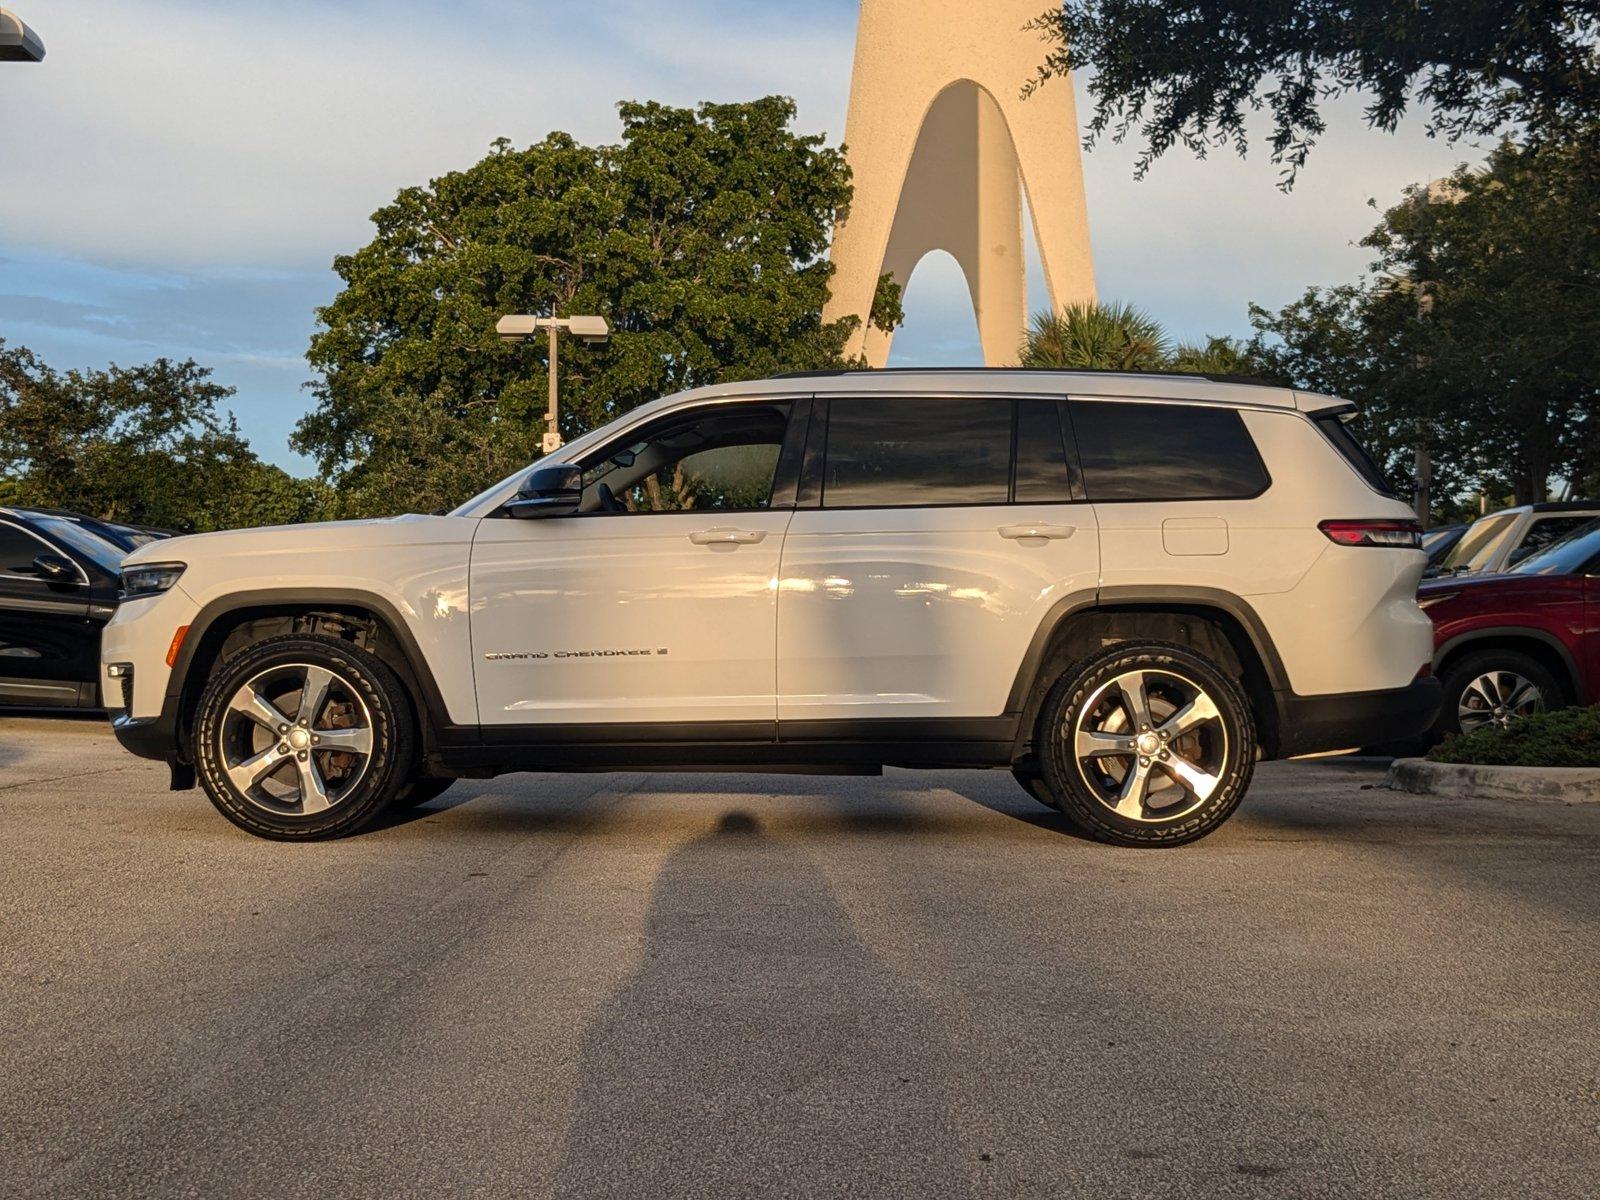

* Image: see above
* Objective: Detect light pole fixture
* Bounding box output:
[496,314,610,454]
[0,8,44,61]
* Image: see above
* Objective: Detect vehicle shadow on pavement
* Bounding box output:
[363,787,479,833]
[934,779,1101,843]
[547,809,980,1199]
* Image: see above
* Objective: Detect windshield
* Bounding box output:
[30,515,127,574]
[1509,519,1600,577]
[1438,513,1517,574]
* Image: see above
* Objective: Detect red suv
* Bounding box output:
[1419,519,1600,738]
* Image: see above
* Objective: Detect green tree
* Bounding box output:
[0,339,325,532]
[1251,137,1600,505]
[1028,1,1598,183]
[298,97,861,517]
[1019,301,1171,370]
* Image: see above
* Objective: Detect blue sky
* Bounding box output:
[2,0,1474,473]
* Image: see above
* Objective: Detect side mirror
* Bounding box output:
[32,552,78,585]
[505,465,583,519]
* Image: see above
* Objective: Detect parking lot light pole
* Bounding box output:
[0,8,45,61]
[496,314,610,454]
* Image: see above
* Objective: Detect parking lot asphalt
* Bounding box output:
[2,715,1598,1199]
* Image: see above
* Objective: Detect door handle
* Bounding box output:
[689,528,768,546]
[998,524,1076,541]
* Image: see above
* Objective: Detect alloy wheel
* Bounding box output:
[1458,670,1544,733]
[216,662,375,815]
[1071,668,1228,823]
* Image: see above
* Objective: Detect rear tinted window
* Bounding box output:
[1070,401,1269,502]
[1314,413,1401,498]
[823,398,1012,508]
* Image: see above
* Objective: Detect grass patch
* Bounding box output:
[1429,706,1600,768]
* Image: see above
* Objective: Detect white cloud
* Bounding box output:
[0,0,855,268]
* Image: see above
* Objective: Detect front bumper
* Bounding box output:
[1273,676,1443,759]
[111,711,179,762]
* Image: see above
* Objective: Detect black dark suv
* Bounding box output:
[0,508,161,709]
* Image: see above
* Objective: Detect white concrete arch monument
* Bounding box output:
[824,0,1096,366]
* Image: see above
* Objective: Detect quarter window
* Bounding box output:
[1313,413,1401,498]
[1070,401,1270,502]
[823,398,1012,508]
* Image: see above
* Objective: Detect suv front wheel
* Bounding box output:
[1035,641,1256,847]
[194,634,415,841]
[1433,648,1560,741]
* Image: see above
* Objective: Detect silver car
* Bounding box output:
[1428,502,1600,578]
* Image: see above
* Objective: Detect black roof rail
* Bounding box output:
[770,366,1283,387]
[1525,500,1600,513]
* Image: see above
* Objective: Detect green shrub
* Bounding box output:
[1429,706,1600,767]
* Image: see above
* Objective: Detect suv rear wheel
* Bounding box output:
[194,634,414,841]
[1035,641,1256,847]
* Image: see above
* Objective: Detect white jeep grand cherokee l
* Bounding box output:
[103,369,1440,846]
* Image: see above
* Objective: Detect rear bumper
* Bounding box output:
[1272,677,1442,759]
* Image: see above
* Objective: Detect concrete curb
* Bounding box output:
[1385,758,1600,804]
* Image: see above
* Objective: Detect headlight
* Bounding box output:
[121,562,186,599]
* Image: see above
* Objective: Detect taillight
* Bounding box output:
[1318,519,1424,549]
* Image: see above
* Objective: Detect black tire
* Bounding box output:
[1012,768,1062,812]
[194,634,416,841]
[1432,649,1562,742]
[1037,641,1256,848]
[391,776,457,810]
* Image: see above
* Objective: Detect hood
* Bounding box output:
[1417,572,1521,597]
[1417,569,1583,611]
[121,513,473,566]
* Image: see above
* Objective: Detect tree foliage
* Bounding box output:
[1029,0,1600,183]
[1251,136,1600,504]
[298,97,861,517]
[0,340,327,532]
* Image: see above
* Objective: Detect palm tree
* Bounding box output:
[1169,335,1266,377]
[1019,301,1170,371]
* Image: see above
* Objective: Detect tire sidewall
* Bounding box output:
[1038,641,1256,847]
[1011,767,1063,813]
[195,634,414,841]
[392,775,456,810]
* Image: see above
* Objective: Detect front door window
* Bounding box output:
[580,404,793,515]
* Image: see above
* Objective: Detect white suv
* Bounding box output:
[103,370,1439,846]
